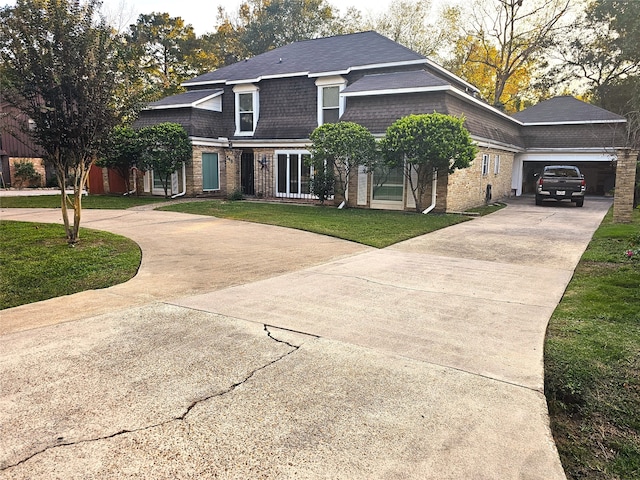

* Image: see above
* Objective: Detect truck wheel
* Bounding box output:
[576,198,584,207]
[535,195,542,206]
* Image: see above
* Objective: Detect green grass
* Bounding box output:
[0,194,166,209]
[545,208,640,480]
[159,200,471,248]
[0,221,142,309]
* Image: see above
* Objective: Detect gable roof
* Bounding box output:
[182,31,427,86]
[145,89,224,110]
[512,96,626,125]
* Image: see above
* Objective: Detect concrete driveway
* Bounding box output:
[0,197,612,479]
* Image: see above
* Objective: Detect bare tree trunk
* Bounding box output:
[69,158,93,243]
[56,163,73,242]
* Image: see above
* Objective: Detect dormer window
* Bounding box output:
[321,86,340,124]
[316,76,346,126]
[233,84,259,136]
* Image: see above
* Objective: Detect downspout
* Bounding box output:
[422,169,437,214]
[171,163,187,199]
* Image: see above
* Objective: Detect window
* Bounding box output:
[238,94,254,132]
[233,84,259,135]
[316,76,346,125]
[202,153,219,191]
[276,151,312,198]
[494,154,501,175]
[481,154,489,176]
[321,86,340,124]
[372,165,404,202]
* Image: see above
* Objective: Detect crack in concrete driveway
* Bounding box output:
[0,197,612,478]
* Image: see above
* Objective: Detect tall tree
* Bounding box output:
[210,0,356,63]
[0,0,119,243]
[363,0,462,59]
[450,0,571,111]
[380,114,477,212]
[125,13,218,97]
[550,0,640,146]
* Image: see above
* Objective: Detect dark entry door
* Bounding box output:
[241,151,255,195]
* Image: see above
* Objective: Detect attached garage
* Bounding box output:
[511,97,630,199]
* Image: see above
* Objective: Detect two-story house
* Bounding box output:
[135,31,630,212]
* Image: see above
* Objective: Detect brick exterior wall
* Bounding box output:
[189,145,231,197]
[446,148,515,212]
[9,157,46,188]
[613,149,639,223]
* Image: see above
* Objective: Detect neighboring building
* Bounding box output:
[0,98,47,188]
[135,31,630,212]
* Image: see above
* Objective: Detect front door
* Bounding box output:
[241,151,255,195]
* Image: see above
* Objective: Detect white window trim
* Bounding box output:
[233,84,259,136]
[481,154,490,177]
[275,150,315,199]
[315,76,346,126]
[494,154,501,175]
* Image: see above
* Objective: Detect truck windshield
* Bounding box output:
[545,168,579,177]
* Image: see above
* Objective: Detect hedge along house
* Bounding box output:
[135,31,633,214]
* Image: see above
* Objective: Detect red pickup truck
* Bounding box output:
[535,165,586,207]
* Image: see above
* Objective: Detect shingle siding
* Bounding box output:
[252,77,317,139]
[444,95,524,148]
[341,92,448,134]
[135,108,224,138]
[521,124,628,149]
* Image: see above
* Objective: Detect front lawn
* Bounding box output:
[0,221,141,309]
[159,200,471,248]
[545,208,640,479]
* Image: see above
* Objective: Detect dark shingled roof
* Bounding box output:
[342,70,450,94]
[183,31,426,85]
[512,96,626,124]
[147,89,223,108]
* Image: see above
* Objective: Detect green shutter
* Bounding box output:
[202,153,219,191]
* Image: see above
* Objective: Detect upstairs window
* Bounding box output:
[233,84,259,136]
[321,86,340,124]
[238,93,254,132]
[316,76,346,126]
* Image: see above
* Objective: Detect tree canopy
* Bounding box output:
[380,113,477,212]
[207,0,359,64]
[98,125,144,193]
[445,0,571,112]
[139,123,192,198]
[309,122,377,207]
[0,0,120,243]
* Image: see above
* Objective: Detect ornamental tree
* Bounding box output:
[98,126,144,194]
[309,122,377,207]
[139,123,192,198]
[0,0,119,243]
[380,113,477,212]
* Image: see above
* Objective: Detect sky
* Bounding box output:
[1,0,454,35]
[100,0,398,34]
